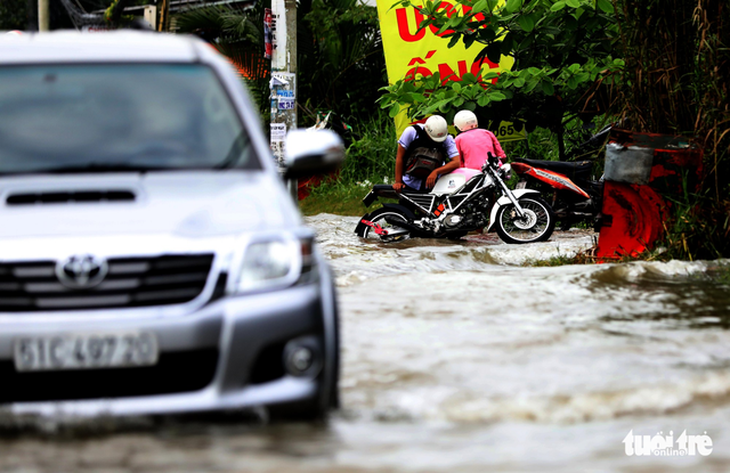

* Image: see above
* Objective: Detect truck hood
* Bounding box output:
[0,171,300,240]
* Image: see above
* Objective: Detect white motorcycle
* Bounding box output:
[355,154,555,244]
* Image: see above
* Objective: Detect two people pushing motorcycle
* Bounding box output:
[393,112,506,192]
[359,110,555,244]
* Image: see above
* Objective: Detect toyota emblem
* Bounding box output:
[55,255,108,289]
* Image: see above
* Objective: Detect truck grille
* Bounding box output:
[0,254,215,311]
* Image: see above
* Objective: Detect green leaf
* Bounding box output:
[517,14,535,32]
[389,103,401,118]
[453,96,465,107]
[463,101,477,111]
[524,79,539,93]
[565,0,580,8]
[485,42,502,64]
[567,76,577,89]
[423,103,441,116]
[477,95,490,106]
[550,1,566,11]
[541,80,555,95]
[478,27,497,42]
[472,0,488,12]
[505,0,523,13]
[490,91,506,101]
[448,34,460,48]
[447,14,462,29]
[596,0,613,13]
[451,82,462,92]
[461,72,478,84]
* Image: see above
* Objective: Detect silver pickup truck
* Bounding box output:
[0,31,342,420]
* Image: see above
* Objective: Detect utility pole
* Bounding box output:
[37,0,49,31]
[269,0,297,200]
[157,0,170,32]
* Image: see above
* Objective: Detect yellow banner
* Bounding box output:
[376,0,525,142]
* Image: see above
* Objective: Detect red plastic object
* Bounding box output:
[596,129,703,259]
[297,175,323,200]
[297,170,339,200]
[596,182,666,258]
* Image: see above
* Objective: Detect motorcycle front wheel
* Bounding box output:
[495,197,555,244]
[355,207,412,242]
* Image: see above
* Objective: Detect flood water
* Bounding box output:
[2,213,730,472]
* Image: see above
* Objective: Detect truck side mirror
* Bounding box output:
[283,129,345,180]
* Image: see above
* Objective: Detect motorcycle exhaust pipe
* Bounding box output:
[383,215,423,236]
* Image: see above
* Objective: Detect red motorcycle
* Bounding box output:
[510,125,612,230]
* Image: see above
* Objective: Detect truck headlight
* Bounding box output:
[234,237,315,293]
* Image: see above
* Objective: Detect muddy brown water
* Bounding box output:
[1,214,729,472]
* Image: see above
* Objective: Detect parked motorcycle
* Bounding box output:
[510,125,612,230]
[355,154,555,244]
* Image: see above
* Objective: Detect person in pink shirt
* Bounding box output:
[453,110,507,169]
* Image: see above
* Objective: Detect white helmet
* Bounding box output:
[424,115,448,142]
[454,110,478,132]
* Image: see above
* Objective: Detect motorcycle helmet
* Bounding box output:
[424,115,448,142]
[454,110,478,132]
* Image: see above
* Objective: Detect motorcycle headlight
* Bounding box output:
[499,163,512,180]
[234,236,315,293]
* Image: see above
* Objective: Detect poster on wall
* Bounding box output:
[269,72,297,167]
[376,0,525,142]
[264,8,273,60]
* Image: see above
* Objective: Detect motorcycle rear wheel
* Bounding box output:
[356,207,411,242]
[495,197,555,244]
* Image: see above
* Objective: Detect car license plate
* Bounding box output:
[13,332,158,372]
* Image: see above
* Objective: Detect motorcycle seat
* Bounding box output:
[362,184,429,207]
[372,184,398,198]
[513,158,593,180]
[374,184,428,194]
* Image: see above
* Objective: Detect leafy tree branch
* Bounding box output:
[378,0,623,159]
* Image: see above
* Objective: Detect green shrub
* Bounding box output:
[338,110,397,185]
[300,109,397,216]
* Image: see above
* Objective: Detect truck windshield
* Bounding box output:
[0,64,260,174]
